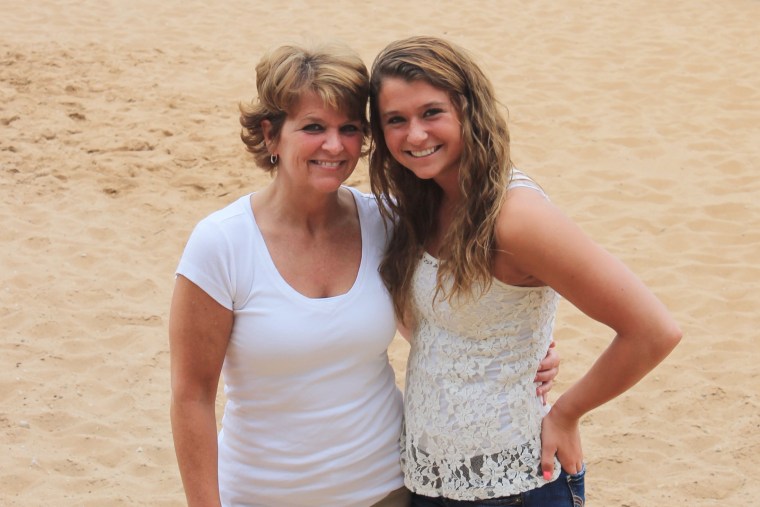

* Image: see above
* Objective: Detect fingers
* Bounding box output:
[535,341,560,403]
[563,462,584,475]
[542,342,560,370]
[534,367,557,383]
[540,441,556,481]
[558,456,584,475]
[536,379,553,403]
[535,342,560,381]
[541,402,583,481]
[554,427,584,475]
[540,413,557,480]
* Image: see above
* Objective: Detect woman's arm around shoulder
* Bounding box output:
[170,275,234,507]
[496,187,682,475]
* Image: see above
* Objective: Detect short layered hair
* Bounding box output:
[240,43,370,171]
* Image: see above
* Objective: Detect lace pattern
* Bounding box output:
[402,252,561,500]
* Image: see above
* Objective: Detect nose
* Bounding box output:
[407,118,427,144]
[322,130,344,154]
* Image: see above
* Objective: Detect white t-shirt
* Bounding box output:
[176,187,404,507]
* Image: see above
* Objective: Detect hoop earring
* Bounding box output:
[270,154,278,165]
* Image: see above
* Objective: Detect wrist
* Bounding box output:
[550,394,583,424]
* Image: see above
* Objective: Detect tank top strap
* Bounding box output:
[508,168,549,200]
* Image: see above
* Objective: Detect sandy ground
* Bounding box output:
[2,1,759,505]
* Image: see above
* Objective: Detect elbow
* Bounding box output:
[171,375,219,407]
[655,319,683,359]
[668,322,683,350]
[665,316,683,347]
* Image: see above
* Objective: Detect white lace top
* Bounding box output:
[401,174,562,500]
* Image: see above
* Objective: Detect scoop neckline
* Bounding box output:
[246,186,367,305]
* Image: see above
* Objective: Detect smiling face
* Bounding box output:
[377,77,463,187]
[266,90,364,194]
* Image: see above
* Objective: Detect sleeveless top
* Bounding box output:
[176,187,404,507]
[401,172,562,500]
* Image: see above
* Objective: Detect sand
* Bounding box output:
[2,0,758,505]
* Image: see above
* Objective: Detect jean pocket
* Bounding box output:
[565,464,586,507]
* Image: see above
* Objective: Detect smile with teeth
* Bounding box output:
[312,160,343,168]
[407,146,440,158]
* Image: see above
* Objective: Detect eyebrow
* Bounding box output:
[299,113,361,125]
[299,113,326,122]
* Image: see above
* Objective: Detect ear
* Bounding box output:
[261,119,277,152]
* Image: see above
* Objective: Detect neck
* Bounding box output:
[254,181,348,232]
[433,170,461,205]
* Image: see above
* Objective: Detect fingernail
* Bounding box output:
[543,470,552,480]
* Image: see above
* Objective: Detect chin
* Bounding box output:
[313,176,349,192]
[406,167,440,181]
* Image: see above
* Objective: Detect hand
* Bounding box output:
[535,341,559,404]
[539,402,583,480]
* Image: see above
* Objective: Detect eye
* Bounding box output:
[340,123,361,134]
[423,108,444,118]
[385,116,405,126]
[302,123,324,133]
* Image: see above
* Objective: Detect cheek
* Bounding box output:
[346,137,363,156]
[350,136,364,152]
[382,129,403,153]
[284,135,318,158]
[446,127,464,151]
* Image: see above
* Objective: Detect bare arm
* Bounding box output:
[169,275,233,507]
[497,189,682,477]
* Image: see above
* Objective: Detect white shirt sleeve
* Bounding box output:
[176,218,235,311]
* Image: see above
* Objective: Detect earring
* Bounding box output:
[270,154,278,165]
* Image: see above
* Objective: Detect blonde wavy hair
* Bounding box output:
[240,43,370,171]
[368,36,513,319]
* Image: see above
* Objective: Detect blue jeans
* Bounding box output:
[410,466,586,507]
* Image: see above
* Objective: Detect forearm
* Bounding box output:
[170,397,222,507]
[553,328,680,421]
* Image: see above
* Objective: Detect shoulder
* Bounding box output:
[343,186,396,248]
[199,194,253,229]
[507,169,549,197]
[344,186,381,211]
[495,180,592,279]
[497,182,558,247]
[343,185,398,212]
[496,180,625,302]
[498,169,553,237]
[184,195,254,254]
[344,185,395,225]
